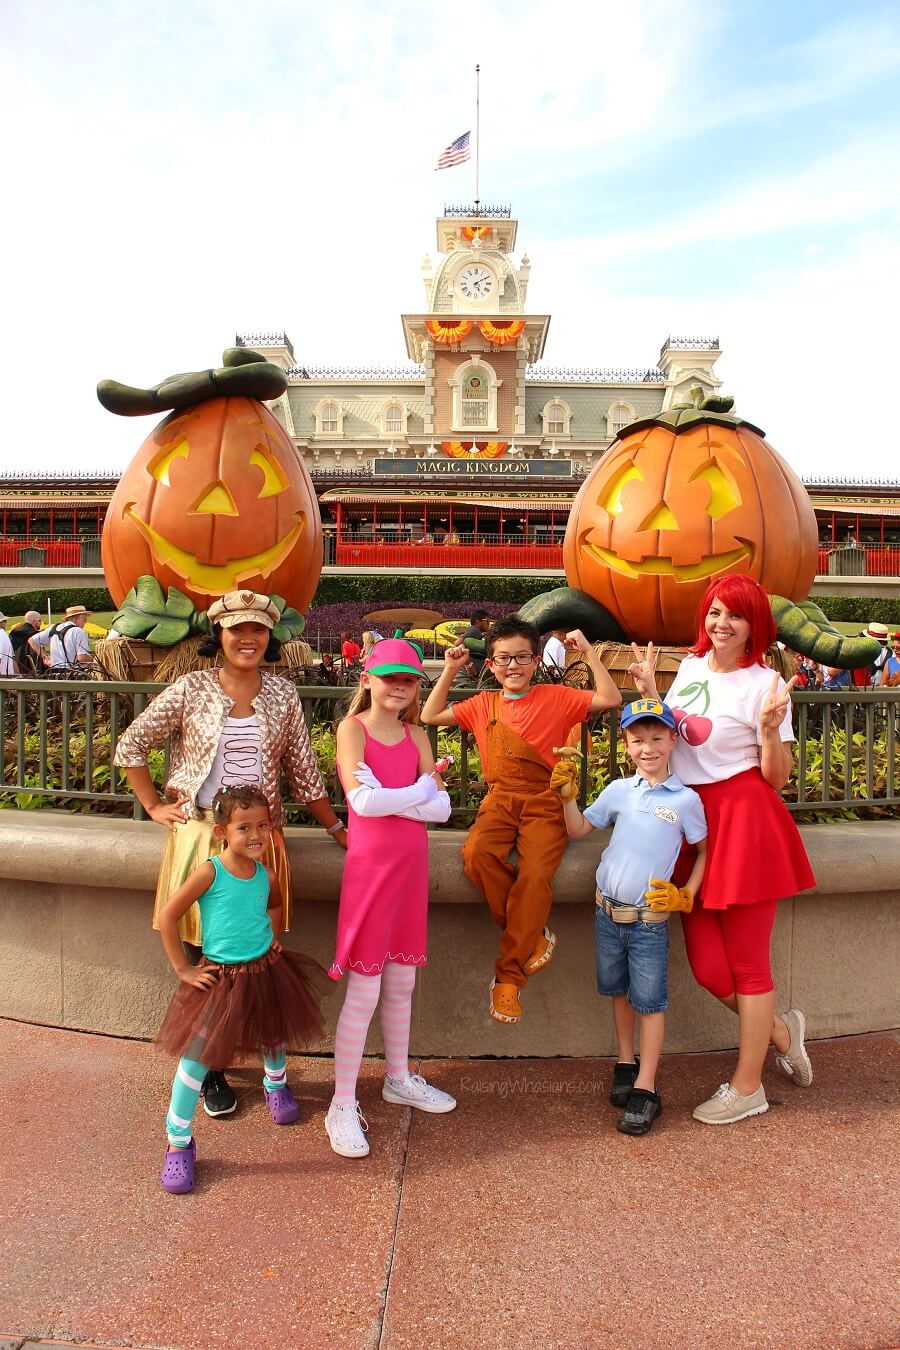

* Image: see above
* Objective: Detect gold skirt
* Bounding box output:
[152,812,292,946]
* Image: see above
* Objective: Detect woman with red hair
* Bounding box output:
[629,575,815,1125]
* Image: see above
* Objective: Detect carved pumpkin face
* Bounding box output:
[102,396,322,613]
[563,420,818,644]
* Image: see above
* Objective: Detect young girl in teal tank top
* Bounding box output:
[154,785,327,1194]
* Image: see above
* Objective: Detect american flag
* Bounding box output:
[435,131,471,171]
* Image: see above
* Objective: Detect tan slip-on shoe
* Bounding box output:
[693,1082,768,1125]
[775,1008,813,1087]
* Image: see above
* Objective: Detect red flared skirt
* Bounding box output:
[154,946,330,1067]
[673,767,815,910]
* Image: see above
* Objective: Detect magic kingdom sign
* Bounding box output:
[373,458,573,477]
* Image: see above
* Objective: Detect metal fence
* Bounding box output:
[1,678,898,823]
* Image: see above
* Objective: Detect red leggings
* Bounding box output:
[681,899,778,999]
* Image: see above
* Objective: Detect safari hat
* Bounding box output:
[207,591,279,630]
[864,622,889,642]
[64,605,90,618]
[365,638,426,679]
[0,612,6,624]
[620,698,676,732]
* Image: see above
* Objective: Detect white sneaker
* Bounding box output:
[382,1072,457,1114]
[775,1008,813,1087]
[324,1100,370,1158]
[693,1082,768,1125]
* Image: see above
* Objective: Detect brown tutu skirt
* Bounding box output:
[154,946,329,1067]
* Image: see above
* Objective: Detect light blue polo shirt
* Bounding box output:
[584,773,707,907]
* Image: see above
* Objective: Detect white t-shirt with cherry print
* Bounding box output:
[666,654,794,787]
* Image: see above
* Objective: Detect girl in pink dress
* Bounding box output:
[325,638,457,1158]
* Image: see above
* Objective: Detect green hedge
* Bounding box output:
[814,595,900,625]
[0,585,114,614]
[311,574,566,607]
[4,577,898,627]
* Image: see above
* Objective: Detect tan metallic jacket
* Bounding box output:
[113,669,325,827]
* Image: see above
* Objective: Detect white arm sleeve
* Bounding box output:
[346,774,438,818]
[393,791,452,823]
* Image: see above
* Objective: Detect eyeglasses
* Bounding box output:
[490,652,536,667]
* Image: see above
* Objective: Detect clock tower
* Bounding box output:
[401,208,550,452]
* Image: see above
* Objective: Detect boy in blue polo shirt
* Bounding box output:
[557,699,707,1136]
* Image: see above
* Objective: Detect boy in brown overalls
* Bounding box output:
[422,618,620,1024]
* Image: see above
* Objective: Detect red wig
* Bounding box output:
[691,574,776,668]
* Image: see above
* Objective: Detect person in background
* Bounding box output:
[29,605,93,672]
[820,665,850,691]
[340,631,362,670]
[878,632,900,687]
[361,629,384,661]
[0,614,14,676]
[542,628,568,676]
[460,610,491,677]
[10,610,43,674]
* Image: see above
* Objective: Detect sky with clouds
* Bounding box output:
[2,0,899,481]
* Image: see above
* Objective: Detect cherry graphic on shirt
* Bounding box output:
[673,707,713,745]
[670,680,713,745]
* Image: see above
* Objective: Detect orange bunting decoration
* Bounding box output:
[442,440,508,460]
[425,319,473,345]
[477,319,526,346]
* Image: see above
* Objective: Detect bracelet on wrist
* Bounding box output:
[325,820,344,836]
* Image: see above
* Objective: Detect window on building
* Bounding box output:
[320,402,339,434]
[462,369,490,428]
[547,405,565,434]
[607,401,635,438]
[385,403,403,435]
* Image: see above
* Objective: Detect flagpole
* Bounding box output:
[474,64,480,210]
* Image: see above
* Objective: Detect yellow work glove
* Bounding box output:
[549,759,580,800]
[644,879,694,913]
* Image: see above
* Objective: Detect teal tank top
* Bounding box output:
[198,856,273,964]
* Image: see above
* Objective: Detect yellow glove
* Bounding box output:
[644,879,694,913]
[549,759,580,800]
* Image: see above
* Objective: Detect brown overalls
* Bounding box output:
[462,693,570,988]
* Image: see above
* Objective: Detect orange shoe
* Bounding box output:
[489,979,522,1024]
[524,926,557,975]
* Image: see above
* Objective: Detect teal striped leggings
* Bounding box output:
[166,1049,288,1147]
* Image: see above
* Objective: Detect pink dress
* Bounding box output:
[328,721,428,979]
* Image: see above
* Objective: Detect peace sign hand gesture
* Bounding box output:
[627,642,658,699]
[759,673,797,735]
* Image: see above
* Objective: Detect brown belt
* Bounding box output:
[595,890,668,925]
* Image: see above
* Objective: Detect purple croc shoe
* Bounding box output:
[160,1138,195,1194]
[265,1087,301,1125]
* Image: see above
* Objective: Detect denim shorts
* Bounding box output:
[594,904,669,1014]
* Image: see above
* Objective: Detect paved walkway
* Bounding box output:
[0,1019,897,1350]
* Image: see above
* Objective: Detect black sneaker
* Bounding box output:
[617,1088,661,1136]
[202,1070,237,1117]
[610,1058,640,1107]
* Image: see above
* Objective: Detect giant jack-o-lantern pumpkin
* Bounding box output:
[102,395,322,613]
[562,396,818,644]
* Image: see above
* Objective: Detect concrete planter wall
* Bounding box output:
[0,812,897,1057]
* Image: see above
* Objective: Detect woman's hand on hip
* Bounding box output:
[149,794,191,830]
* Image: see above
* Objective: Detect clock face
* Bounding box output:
[457,264,494,301]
